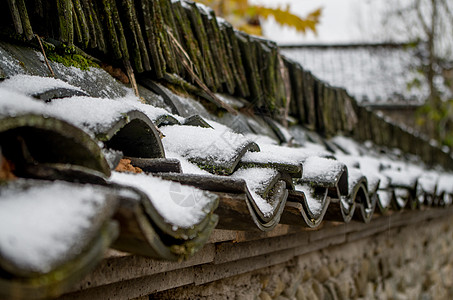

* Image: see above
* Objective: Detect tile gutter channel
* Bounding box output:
[59,207,453,299]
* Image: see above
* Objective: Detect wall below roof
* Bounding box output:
[151,214,453,300]
[57,209,453,300]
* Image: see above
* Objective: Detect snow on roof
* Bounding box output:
[231,167,279,217]
[0,75,181,134]
[302,156,345,184]
[241,143,329,166]
[0,74,84,96]
[0,181,110,274]
[295,184,324,216]
[161,124,253,166]
[110,172,216,228]
[164,150,211,175]
[281,45,428,104]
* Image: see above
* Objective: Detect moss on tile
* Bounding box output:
[47,52,99,70]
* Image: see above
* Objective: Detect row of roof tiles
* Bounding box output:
[2,0,452,168]
[1,43,453,299]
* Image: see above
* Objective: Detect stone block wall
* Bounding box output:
[150,215,453,300]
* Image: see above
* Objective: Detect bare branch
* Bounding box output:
[415,0,430,35]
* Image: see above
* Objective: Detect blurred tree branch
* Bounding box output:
[194,0,322,36]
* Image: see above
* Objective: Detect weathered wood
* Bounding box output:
[139,0,164,77]
[16,0,33,40]
[213,232,309,264]
[166,29,239,115]
[302,71,317,129]
[56,0,73,45]
[158,0,181,74]
[67,245,215,293]
[126,157,182,173]
[120,0,145,72]
[314,79,325,133]
[203,10,235,94]
[109,0,129,59]
[214,192,260,231]
[72,1,83,45]
[7,0,23,35]
[286,60,306,123]
[82,0,106,51]
[182,2,218,90]
[72,0,89,48]
[99,0,122,58]
[171,0,204,83]
[219,22,249,97]
[255,40,276,111]
[236,32,262,106]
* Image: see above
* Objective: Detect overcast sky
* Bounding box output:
[250,0,389,44]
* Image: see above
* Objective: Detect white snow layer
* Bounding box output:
[231,167,278,217]
[164,151,211,175]
[0,74,83,95]
[110,172,215,228]
[161,125,253,163]
[0,77,181,134]
[302,156,345,184]
[295,184,324,216]
[0,182,108,274]
[242,143,328,165]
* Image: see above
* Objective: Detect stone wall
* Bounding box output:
[150,214,453,300]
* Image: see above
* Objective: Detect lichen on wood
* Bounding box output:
[7,0,24,36]
[219,22,249,97]
[203,10,235,94]
[182,1,219,91]
[56,0,74,46]
[72,0,90,48]
[139,0,162,76]
[119,0,145,72]
[171,0,205,84]
[158,0,182,75]
[100,0,122,59]
[236,32,262,106]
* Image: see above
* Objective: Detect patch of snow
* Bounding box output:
[0,76,180,134]
[382,169,417,188]
[331,136,361,156]
[340,196,352,211]
[245,133,279,146]
[242,144,328,166]
[282,46,428,103]
[231,167,278,217]
[394,188,409,207]
[302,156,345,184]
[161,125,253,164]
[437,174,453,194]
[216,16,229,26]
[110,172,215,228]
[0,181,108,274]
[295,184,324,216]
[195,2,214,15]
[417,172,438,194]
[377,190,391,208]
[0,88,47,116]
[165,151,211,175]
[347,168,365,195]
[47,96,131,133]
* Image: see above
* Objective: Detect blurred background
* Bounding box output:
[196,0,453,149]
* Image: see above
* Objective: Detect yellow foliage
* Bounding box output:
[194,0,322,36]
